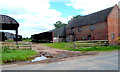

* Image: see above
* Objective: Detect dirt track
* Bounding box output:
[2,43,117,65]
[27,43,100,64]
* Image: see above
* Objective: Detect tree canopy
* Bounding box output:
[54,21,67,29]
[73,15,82,19]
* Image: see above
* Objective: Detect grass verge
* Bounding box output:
[44,42,73,50]
[43,42,120,51]
[1,46,37,64]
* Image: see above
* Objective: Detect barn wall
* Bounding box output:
[53,37,59,43]
[66,22,108,41]
[107,5,120,45]
[119,6,120,45]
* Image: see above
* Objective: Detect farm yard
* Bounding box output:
[0,41,120,65]
[1,41,119,70]
[0,1,120,70]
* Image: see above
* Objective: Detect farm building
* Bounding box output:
[31,4,120,45]
[52,27,66,42]
[31,32,53,43]
[66,5,120,45]
[0,14,21,42]
[31,27,66,43]
[0,32,22,41]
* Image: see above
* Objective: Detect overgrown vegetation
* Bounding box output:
[1,46,37,64]
[43,42,120,51]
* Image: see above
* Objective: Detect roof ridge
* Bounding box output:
[67,6,114,28]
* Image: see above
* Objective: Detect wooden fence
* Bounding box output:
[73,40,109,49]
[0,42,32,50]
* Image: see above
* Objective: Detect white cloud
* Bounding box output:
[65,0,120,15]
[0,0,69,37]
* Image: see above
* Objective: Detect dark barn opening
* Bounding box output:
[31,32,53,43]
[87,35,91,40]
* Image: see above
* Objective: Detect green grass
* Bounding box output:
[5,40,15,42]
[43,42,120,51]
[5,39,32,42]
[1,46,37,64]
[0,54,2,64]
[22,39,32,42]
[70,46,120,51]
[44,42,74,50]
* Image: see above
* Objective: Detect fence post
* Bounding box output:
[30,45,32,50]
[16,45,19,49]
[30,43,32,50]
[74,42,76,49]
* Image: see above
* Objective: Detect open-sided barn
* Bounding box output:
[31,27,66,43]
[31,32,53,43]
[0,15,21,42]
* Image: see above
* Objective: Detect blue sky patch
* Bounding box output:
[50,2,84,18]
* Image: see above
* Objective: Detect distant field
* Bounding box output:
[43,42,120,51]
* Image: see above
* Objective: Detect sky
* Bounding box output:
[0,0,119,37]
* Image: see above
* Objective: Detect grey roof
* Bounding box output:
[0,15,19,24]
[67,6,114,28]
[0,15,19,30]
[51,27,66,37]
[59,27,66,37]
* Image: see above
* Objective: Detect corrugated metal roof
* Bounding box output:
[0,15,19,24]
[0,15,19,30]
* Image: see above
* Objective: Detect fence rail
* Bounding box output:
[74,40,109,49]
[1,45,32,50]
[0,42,32,49]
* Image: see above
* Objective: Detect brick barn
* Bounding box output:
[66,5,120,45]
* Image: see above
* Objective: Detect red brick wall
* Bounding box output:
[76,22,108,40]
[66,22,108,41]
[107,5,120,45]
[118,6,120,45]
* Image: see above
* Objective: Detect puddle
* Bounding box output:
[28,56,48,62]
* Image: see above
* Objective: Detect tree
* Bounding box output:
[68,15,82,24]
[54,21,67,29]
[73,15,81,19]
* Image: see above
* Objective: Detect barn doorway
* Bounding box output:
[87,35,91,40]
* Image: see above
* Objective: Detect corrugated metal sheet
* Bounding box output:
[0,15,19,30]
[0,15,19,24]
